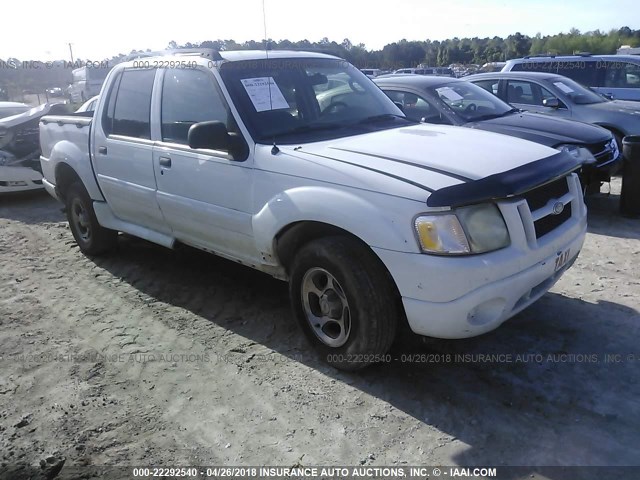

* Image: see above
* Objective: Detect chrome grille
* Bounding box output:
[588,139,618,166]
[520,177,572,239]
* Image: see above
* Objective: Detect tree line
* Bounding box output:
[167,26,640,68]
[1,27,639,96]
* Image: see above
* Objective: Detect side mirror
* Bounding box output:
[543,97,560,108]
[602,93,614,100]
[188,121,230,150]
[187,121,249,160]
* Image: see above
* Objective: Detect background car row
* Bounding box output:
[373,75,621,190]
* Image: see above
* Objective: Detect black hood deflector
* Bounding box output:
[427,151,581,208]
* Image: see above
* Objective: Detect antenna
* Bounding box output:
[262,0,279,154]
[262,0,269,53]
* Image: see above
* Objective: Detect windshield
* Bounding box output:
[549,77,606,105]
[425,81,514,122]
[219,58,408,144]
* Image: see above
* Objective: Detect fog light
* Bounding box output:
[467,298,506,326]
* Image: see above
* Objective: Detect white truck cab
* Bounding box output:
[40,50,587,370]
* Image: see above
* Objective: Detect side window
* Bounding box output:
[512,62,555,74]
[161,68,235,144]
[111,69,155,139]
[102,71,122,136]
[384,90,451,124]
[506,80,536,105]
[540,85,556,101]
[605,62,640,88]
[556,61,599,86]
[473,79,499,95]
[539,85,566,108]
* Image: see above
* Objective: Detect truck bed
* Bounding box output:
[39,114,99,200]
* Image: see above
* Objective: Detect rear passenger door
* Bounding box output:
[152,68,255,260]
[92,68,170,233]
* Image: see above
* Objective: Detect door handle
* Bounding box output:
[159,156,172,168]
[98,146,107,155]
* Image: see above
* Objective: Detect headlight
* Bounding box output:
[557,144,596,165]
[415,203,510,255]
[609,138,620,159]
[0,150,14,167]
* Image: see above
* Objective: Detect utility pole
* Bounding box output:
[68,43,74,64]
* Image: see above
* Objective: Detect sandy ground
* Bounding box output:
[0,179,639,480]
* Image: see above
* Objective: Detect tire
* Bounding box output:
[65,182,118,255]
[289,236,399,371]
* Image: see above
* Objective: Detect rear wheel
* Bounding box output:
[289,236,399,371]
[65,182,118,255]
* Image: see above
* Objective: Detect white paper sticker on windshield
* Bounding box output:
[240,77,289,112]
[436,86,464,102]
[553,82,574,94]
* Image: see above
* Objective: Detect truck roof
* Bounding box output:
[219,50,340,62]
[119,49,341,69]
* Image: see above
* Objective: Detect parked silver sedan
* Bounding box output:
[466,71,640,148]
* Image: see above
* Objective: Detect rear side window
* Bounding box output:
[473,79,499,95]
[605,62,640,88]
[110,69,155,139]
[512,62,556,73]
[513,60,604,87]
[556,61,601,86]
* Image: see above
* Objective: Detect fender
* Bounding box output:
[49,139,104,201]
[252,186,420,261]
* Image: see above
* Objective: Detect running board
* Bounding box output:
[93,202,175,249]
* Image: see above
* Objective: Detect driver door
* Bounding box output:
[505,80,571,119]
[152,68,254,259]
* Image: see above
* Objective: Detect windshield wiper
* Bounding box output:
[356,114,416,125]
[471,108,520,121]
[258,122,345,140]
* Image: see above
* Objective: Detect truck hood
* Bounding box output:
[281,124,580,206]
[468,111,611,146]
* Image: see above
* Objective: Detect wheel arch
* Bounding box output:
[54,162,83,202]
[48,139,105,202]
[275,221,366,272]
[273,220,403,304]
[252,186,418,271]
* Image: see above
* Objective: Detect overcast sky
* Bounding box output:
[2,0,638,61]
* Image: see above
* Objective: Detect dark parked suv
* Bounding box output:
[502,54,640,101]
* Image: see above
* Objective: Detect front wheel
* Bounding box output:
[65,182,118,255]
[289,236,399,371]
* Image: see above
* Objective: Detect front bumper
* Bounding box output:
[0,166,44,193]
[373,173,587,339]
[584,154,623,182]
[375,223,585,338]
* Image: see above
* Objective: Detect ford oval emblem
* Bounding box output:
[552,201,565,215]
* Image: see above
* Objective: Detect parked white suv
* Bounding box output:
[40,50,587,370]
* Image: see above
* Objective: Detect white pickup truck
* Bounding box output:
[40,50,587,370]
